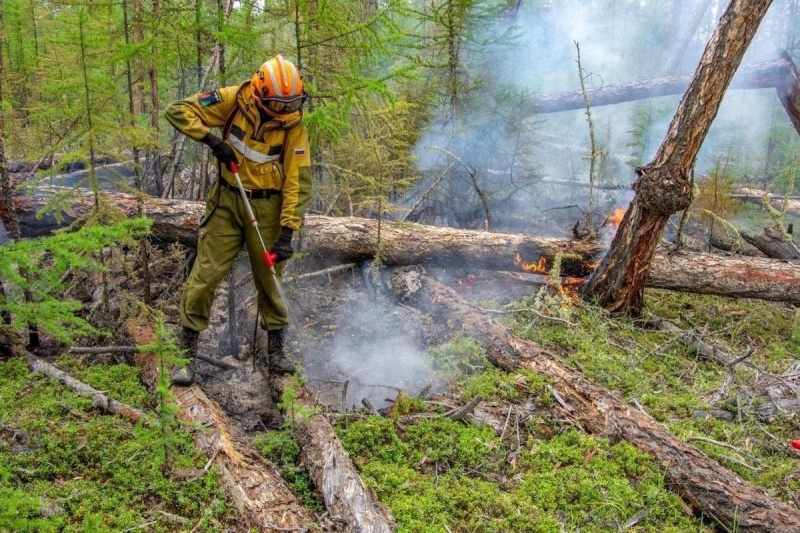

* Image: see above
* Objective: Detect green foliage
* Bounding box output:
[0,357,226,532]
[690,160,739,232]
[253,429,325,514]
[0,218,151,343]
[279,371,320,426]
[428,336,489,381]
[388,391,426,420]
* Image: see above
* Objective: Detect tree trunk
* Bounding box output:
[281,378,396,533]
[2,190,799,303]
[582,0,775,316]
[388,268,800,533]
[126,324,317,532]
[534,56,791,114]
[775,50,800,134]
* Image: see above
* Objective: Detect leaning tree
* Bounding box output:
[581,0,775,315]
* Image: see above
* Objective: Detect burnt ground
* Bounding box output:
[143,244,547,435]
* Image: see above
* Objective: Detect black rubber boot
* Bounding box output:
[170,326,199,386]
[267,328,296,375]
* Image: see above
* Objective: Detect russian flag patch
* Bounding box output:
[294,148,305,155]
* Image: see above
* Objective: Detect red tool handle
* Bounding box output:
[263,250,278,268]
[792,439,800,450]
[229,162,239,173]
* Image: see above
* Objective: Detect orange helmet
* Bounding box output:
[251,55,307,114]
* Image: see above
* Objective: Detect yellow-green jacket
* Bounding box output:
[164,82,312,231]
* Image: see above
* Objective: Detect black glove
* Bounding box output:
[201,133,238,171]
[270,226,294,263]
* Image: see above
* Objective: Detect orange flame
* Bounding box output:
[513,253,548,274]
[607,208,626,230]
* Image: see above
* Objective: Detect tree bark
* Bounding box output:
[2,190,799,303]
[126,324,317,532]
[281,378,396,533]
[388,268,800,533]
[582,0,775,316]
[740,226,800,259]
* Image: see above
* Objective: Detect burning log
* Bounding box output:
[386,267,800,533]
[3,190,800,303]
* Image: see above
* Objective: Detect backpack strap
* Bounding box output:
[222,105,239,140]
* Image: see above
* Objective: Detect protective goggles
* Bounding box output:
[262,93,307,114]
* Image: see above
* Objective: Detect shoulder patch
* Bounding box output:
[198,91,221,106]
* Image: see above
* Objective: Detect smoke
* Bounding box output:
[321,290,445,411]
[408,0,796,234]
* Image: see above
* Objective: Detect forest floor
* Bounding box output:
[2,216,800,532]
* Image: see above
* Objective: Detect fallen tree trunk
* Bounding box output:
[279,377,396,533]
[126,324,317,533]
[3,191,800,302]
[386,267,800,533]
[740,227,800,260]
[732,186,800,217]
[534,55,796,116]
[21,348,150,426]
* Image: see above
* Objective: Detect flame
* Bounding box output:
[513,253,586,303]
[607,208,626,230]
[513,253,548,274]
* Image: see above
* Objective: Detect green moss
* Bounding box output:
[461,367,551,403]
[338,418,711,532]
[0,358,226,532]
[254,429,326,514]
[429,336,489,381]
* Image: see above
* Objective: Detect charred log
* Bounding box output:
[740,226,800,260]
[126,325,317,532]
[387,267,800,533]
[2,189,800,303]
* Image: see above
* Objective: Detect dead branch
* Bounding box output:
[446,396,482,421]
[23,348,150,426]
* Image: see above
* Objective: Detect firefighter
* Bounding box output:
[164,55,312,388]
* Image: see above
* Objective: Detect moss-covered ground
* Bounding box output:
[3,288,799,532]
[0,356,229,532]
[333,289,800,532]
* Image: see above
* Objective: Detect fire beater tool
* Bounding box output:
[229,162,289,367]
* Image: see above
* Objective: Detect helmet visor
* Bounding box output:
[263,95,305,114]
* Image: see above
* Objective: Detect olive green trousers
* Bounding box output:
[179,180,288,332]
